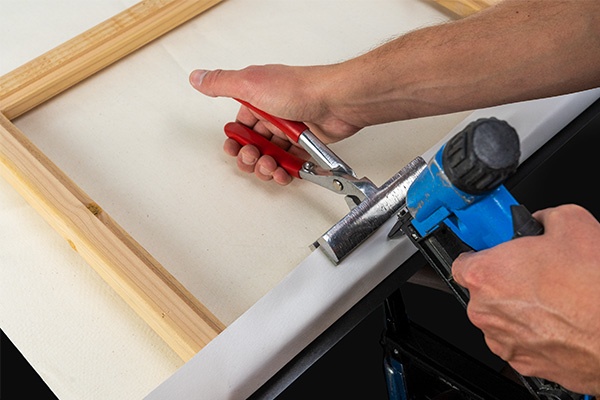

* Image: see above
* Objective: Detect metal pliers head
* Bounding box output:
[224,99,377,210]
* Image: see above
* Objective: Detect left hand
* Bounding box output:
[452,204,600,396]
[189,65,365,185]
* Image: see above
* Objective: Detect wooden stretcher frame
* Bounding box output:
[0,0,227,362]
[0,0,488,364]
[433,0,501,16]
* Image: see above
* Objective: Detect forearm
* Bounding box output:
[328,0,600,126]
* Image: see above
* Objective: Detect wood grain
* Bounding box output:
[0,112,225,360]
[433,0,501,17]
[0,0,228,360]
[0,0,224,119]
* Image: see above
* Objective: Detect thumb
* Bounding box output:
[189,68,242,99]
[452,251,476,287]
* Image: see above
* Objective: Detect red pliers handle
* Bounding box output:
[235,99,308,143]
[223,99,378,208]
[224,98,312,179]
[223,121,305,178]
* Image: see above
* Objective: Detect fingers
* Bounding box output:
[452,245,514,293]
[189,69,208,93]
[236,104,261,128]
[241,152,293,185]
[271,166,294,185]
[533,204,597,234]
[189,69,247,99]
[223,139,293,185]
[190,66,308,186]
[483,335,516,363]
[451,251,478,289]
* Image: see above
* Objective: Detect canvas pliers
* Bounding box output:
[224,99,377,209]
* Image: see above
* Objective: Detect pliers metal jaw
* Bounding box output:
[297,128,377,208]
[224,99,427,265]
[299,161,377,208]
[224,99,377,210]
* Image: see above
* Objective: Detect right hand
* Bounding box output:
[452,204,600,396]
[189,64,365,185]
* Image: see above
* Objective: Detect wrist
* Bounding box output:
[317,57,415,128]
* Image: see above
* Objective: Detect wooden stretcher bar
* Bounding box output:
[0,0,490,364]
[0,0,226,362]
[433,0,501,17]
[0,0,225,120]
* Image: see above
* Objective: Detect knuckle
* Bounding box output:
[465,306,488,328]
[456,262,484,289]
[509,359,539,378]
[202,69,223,95]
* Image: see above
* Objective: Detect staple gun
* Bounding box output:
[223,101,592,400]
[385,117,590,400]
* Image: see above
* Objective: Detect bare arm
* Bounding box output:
[190,0,600,183]
[189,3,600,394]
[331,0,600,125]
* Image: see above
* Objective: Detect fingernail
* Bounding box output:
[241,153,257,165]
[189,69,208,87]
[259,165,272,176]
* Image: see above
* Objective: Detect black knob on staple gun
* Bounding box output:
[389,117,544,306]
[389,118,587,400]
[447,117,545,236]
[443,117,521,194]
[442,117,544,237]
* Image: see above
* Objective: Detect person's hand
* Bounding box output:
[452,204,600,396]
[189,64,365,185]
[188,0,600,185]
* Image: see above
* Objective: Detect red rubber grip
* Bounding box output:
[224,122,305,179]
[235,99,307,142]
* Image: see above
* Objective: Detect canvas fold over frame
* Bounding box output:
[0,0,481,361]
